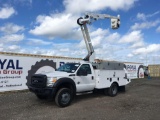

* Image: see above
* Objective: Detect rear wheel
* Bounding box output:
[108,83,118,97]
[55,88,73,107]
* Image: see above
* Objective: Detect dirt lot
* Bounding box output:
[0,77,160,120]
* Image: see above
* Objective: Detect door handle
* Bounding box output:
[91,76,94,80]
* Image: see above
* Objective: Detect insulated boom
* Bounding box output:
[77,13,120,62]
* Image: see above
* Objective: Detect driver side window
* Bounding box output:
[78,64,92,74]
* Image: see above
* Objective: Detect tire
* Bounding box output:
[36,94,47,99]
[108,83,118,97]
[55,88,73,107]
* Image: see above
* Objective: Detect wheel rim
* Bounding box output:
[112,85,117,95]
[61,92,71,104]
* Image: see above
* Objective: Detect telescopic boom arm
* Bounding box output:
[77,13,120,62]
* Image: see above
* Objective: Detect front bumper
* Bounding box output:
[28,86,56,98]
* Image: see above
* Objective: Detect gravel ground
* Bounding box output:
[0,77,160,120]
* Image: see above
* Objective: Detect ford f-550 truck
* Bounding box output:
[26,13,130,107]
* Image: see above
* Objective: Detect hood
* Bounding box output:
[44,71,71,78]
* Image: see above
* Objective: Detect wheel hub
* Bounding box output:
[61,93,70,104]
[112,86,117,95]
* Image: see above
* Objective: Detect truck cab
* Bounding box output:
[54,62,95,92]
[27,62,96,107]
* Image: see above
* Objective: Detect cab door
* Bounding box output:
[75,64,95,92]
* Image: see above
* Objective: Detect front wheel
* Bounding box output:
[108,83,118,97]
[55,88,73,107]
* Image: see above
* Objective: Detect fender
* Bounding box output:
[53,77,76,95]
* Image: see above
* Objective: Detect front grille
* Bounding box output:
[31,74,47,88]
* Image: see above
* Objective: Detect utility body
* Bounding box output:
[27,13,130,107]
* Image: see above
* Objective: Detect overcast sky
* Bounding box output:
[0,0,160,65]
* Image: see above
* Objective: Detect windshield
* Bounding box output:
[57,63,80,73]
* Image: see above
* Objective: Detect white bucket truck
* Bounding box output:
[27,13,130,107]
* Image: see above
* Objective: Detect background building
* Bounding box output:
[148,65,160,77]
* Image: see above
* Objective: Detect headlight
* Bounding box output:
[47,77,57,87]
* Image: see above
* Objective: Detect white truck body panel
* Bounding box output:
[94,70,130,89]
[45,71,70,78]
[74,75,95,92]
